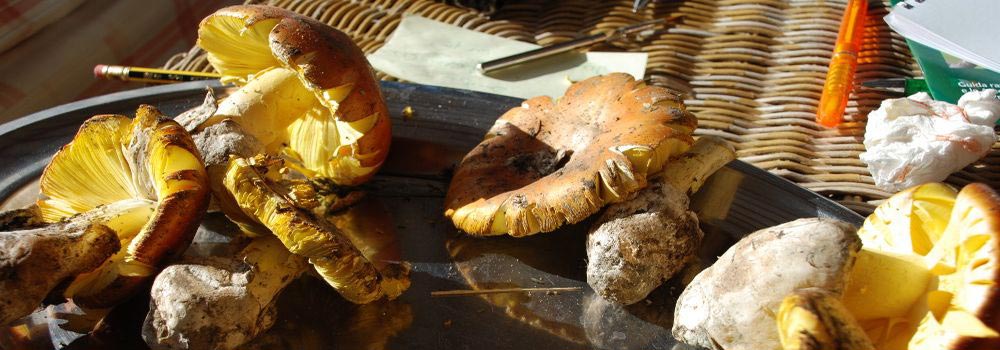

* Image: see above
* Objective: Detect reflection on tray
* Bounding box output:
[243,196,415,350]
[244,278,414,350]
[446,227,590,345]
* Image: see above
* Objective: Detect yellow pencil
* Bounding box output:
[93,64,221,84]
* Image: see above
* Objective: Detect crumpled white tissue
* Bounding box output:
[860,90,1000,192]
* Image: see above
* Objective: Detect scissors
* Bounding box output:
[478,16,678,74]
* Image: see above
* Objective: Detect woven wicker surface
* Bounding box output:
[164,0,1000,215]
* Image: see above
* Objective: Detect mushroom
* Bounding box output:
[191,4,391,190]
[223,156,409,303]
[144,197,409,350]
[172,5,406,304]
[586,136,735,305]
[672,182,1000,350]
[445,73,696,236]
[143,236,309,350]
[1,106,209,325]
[0,106,210,313]
[820,182,1000,350]
[0,210,119,326]
[671,218,861,350]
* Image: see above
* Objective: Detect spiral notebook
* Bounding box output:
[885,0,1000,73]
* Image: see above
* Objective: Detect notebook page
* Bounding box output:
[367,16,648,99]
[885,0,1000,72]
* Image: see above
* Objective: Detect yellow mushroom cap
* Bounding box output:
[858,182,957,256]
[196,5,390,186]
[37,105,210,307]
[912,183,1000,350]
[444,74,696,236]
[852,182,1000,350]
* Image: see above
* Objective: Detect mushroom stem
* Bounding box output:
[71,199,157,239]
[62,200,158,302]
[143,236,309,350]
[0,218,120,326]
[0,205,45,230]
[586,136,735,304]
[671,218,861,350]
[209,67,313,150]
[223,157,409,303]
[660,136,737,194]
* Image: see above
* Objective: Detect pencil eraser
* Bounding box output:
[93,64,107,79]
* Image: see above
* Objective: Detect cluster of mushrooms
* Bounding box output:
[2,4,1000,350]
[0,5,406,349]
[666,182,1000,350]
[441,71,1000,349]
[437,21,1000,350]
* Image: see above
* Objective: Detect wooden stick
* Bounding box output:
[431,287,583,298]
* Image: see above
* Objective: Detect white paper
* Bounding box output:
[861,90,1000,192]
[367,16,647,99]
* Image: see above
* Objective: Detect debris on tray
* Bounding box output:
[402,106,415,121]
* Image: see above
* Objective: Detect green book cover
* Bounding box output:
[889,0,1000,104]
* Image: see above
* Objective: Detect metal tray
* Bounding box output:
[0,81,864,350]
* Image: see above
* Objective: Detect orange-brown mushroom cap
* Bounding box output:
[444,74,696,236]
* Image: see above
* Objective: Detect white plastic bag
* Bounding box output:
[860,90,1000,192]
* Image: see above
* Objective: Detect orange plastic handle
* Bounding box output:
[817,53,860,127]
[816,0,868,127]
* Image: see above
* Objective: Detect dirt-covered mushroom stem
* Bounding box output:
[0,214,119,326]
[586,136,735,305]
[672,218,860,350]
[143,236,308,350]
